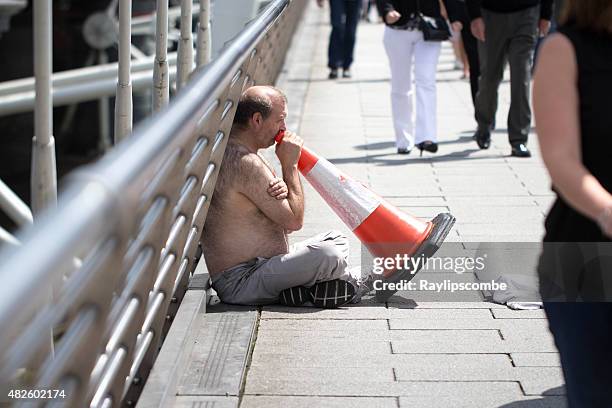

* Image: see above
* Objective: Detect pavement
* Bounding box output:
[240,2,566,408]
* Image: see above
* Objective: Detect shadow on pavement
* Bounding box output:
[497,386,567,408]
[328,149,503,166]
[352,136,475,151]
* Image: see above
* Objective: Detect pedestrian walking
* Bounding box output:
[467,0,553,157]
[445,0,480,105]
[317,0,362,79]
[376,0,459,155]
[533,0,612,406]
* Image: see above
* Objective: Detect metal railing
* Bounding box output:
[0,0,306,406]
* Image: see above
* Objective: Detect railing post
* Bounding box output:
[31,0,57,216]
[176,0,194,90]
[153,0,169,111]
[98,51,112,151]
[196,0,211,68]
[114,0,133,143]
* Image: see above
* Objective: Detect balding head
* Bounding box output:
[232,86,287,131]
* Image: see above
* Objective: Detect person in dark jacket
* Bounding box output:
[376,0,459,155]
[467,0,553,157]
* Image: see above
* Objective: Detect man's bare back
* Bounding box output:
[202,141,289,275]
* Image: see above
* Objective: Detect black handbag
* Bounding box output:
[416,0,451,42]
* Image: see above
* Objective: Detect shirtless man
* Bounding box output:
[202,86,360,308]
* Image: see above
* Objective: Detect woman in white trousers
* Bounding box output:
[384,27,441,154]
[377,0,458,155]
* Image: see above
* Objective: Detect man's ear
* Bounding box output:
[251,112,263,128]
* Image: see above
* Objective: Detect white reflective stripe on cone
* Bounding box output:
[305,158,380,231]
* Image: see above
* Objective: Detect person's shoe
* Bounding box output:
[279,286,311,307]
[310,279,357,308]
[416,141,438,156]
[397,147,411,155]
[342,69,352,78]
[510,143,531,158]
[328,68,338,79]
[474,129,491,149]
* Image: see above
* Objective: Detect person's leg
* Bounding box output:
[328,0,346,71]
[460,22,480,107]
[214,230,357,305]
[474,10,509,132]
[506,6,538,146]
[383,27,417,151]
[413,32,442,145]
[544,303,612,407]
[341,0,361,71]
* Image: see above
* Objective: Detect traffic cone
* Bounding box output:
[275,131,456,301]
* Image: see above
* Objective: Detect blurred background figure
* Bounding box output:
[467,0,553,158]
[317,0,362,79]
[445,0,480,105]
[376,0,458,156]
[361,0,380,22]
[534,0,612,407]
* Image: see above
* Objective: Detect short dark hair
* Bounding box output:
[232,86,287,130]
[560,0,612,33]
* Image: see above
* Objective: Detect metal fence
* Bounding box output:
[0,0,306,406]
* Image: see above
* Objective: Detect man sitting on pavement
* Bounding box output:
[201,85,364,308]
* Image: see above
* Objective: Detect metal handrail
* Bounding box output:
[0,0,306,406]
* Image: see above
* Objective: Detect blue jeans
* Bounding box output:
[544,303,612,407]
[328,0,361,69]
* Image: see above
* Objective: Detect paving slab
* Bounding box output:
[241,396,398,408]
[492,309,548,319]
[510,353,561,367]
[398,395,567,408]
[244,380,524,398]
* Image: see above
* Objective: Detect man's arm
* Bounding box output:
[236,153,304,231]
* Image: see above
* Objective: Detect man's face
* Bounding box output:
[259,98,287,147]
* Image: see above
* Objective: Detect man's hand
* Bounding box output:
[471,17,485,42]
[539,19,551,37]
[451,21,463,33]
[268,178,288,200]
[316,0,324,8]
[385,10,401,24]
[275,130,303,168]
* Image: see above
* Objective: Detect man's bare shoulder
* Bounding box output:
[215,142,272,199]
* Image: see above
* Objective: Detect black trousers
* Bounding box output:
[475,6,539,145]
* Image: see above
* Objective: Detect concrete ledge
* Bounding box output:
[137,257,210,408]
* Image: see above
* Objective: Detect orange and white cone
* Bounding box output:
[275,131,456,301]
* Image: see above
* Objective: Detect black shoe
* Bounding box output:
[416,141,438,156]
[279,286,311,307]
[328,68,338,79]
[310,279,357,308]
[510,143,531,158]
[397,147,411,155]
[474,129,491,149]
[342,69,352,78]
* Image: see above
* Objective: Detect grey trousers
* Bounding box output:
[211,230,359,305]
[475,6,539,145]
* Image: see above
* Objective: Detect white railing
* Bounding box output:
[0,0,306,406]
